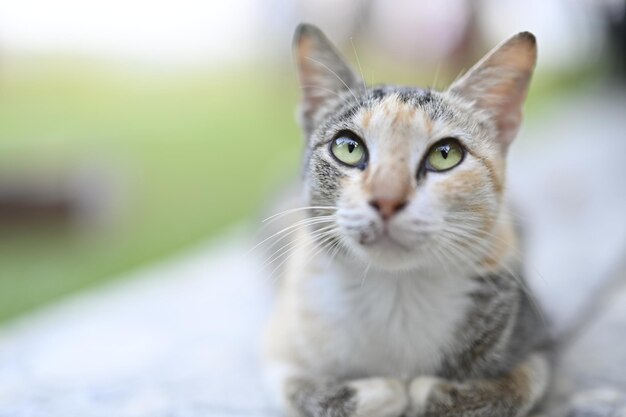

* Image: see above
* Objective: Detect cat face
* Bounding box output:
[294,24,536,271]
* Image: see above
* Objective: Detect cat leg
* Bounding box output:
[265,363,408,417]
[408,353,551,417]
[285,376,408,417]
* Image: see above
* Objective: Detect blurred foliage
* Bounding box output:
[0,54,600,322]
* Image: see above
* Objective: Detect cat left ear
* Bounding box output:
[294,24,363,134]
[448,32,537,153]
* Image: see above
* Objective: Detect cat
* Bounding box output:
[262,23,552,417]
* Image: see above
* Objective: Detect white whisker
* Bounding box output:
[350,37,368,94]
[305,56,360,104]
[442,221,547,286]
[266,230,339,282]
[262,206,337,224]
[264,225,336,266]
[248,215,335,255]
[437,230,546,323]
[300,85,346,101]
[360,261,372,287]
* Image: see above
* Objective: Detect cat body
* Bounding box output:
[263,24,552,417]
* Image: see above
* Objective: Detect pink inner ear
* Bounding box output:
[301,93,326,125]
[488,77,529,149]
[294,30,361,132]
[447,32,536,152]
[498,108,522,149]
[462,73,529,152]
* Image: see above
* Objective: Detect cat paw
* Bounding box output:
[346,377,408,417]
[407,376,445,416]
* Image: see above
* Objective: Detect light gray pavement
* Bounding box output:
[0,234,277,417]
[1,84,626,416]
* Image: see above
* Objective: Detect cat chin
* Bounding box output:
[344,237,432,271]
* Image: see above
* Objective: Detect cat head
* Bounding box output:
[294,24,536,272]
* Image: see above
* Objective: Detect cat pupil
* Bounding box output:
[348,142,355,153]
[440,146,449,159]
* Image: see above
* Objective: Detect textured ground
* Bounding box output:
[1,85,625,416]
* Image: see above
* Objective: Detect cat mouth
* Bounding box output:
[359,232,411,252]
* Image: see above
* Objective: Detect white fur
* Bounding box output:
[408,376,443,414]
[295,253,478,380]
[347,378,408,417]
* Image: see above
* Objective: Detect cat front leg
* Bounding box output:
[286,376,408,417]
[265,363,408,417]
[408,353,551,417]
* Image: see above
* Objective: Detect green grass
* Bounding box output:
[0,55,599,322]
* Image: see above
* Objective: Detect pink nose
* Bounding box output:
[369,198,407,220]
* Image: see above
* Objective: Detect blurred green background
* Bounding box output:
[0,61,302,321]
[0,0,623,322]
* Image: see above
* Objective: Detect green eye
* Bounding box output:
[426,138,464,172]
[330,134,367,168]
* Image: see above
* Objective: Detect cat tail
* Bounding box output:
[539,246,626,417]
[554,247,626,349]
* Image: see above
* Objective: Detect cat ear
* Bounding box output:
[293,24,363,133]
[448,32,537,152]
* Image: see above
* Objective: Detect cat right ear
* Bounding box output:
[293,24,362,134]
[447,32,537,153]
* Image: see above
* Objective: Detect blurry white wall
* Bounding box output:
[0,0,264,66]
[0,0,618,70]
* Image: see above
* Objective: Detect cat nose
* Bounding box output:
[369,198,407,220]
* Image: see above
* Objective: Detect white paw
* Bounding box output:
[408,376,443,415]
[347,378,408,417]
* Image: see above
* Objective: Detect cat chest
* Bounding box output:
[302,275,475,380]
